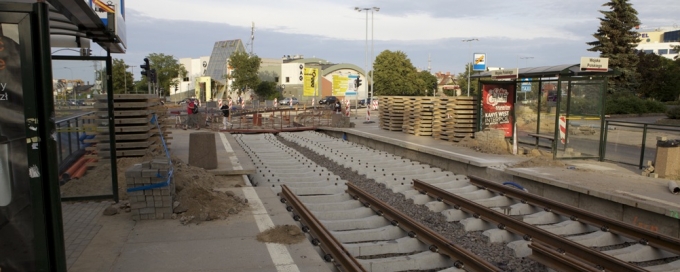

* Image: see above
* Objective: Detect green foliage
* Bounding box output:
[417,70,438,96]
[666,107,680,119]
[228,51,261,96]
[586,0,641,93]
[138,53,186,96]
[255,81,278,100]
[373,50,421,96]
[112,58,133,94]
[605,93,666,114]
[456,63,482,96]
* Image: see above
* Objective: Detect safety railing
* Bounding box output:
[602,120,680,169]
[55,111,95,177]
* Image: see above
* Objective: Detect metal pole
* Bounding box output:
[371,7,379,100]
[461,39,478,97]
[64,67,74,108]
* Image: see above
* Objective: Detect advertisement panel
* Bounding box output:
[332,75,349,96]
[303,68,318,96]
[346,74,358,96]
[89,0,127,49]
[472,53,486,71]
[482,82,515,137]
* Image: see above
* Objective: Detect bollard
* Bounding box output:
[188,132,217,169]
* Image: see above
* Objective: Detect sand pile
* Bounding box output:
[256,225,306,245]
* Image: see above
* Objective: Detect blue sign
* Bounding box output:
[520,78,531,92]
[472,53,486,71]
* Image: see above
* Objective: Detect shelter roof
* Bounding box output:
[471,64,617,79]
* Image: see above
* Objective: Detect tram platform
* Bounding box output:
[63,115,679,271]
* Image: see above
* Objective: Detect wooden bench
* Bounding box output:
[527,133,556,149]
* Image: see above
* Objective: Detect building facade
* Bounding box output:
[635,27,680,59]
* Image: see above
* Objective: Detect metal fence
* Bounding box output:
[603,120,680,169]
[55,111,95,172]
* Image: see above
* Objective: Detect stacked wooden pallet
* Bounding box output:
[435,96,478,142]
[379,96,406,131]
[432,97,454,140]
[86,94,172,161]
[402,97,435,136]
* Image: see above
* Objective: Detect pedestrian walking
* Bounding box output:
[220,101,232,130]
[184,98,200,130]
[334,100,342,114]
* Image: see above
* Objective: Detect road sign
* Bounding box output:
[520,78,531,92]
[345,91,357,96]
[580,57,609,72]
[472,53,486,71]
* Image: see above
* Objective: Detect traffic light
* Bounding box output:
[140,58,150,78]
[355,75,362,88]
[149,69,157,84]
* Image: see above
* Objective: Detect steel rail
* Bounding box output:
[467,175,680,256]
[413,179,646,272]
[529,242,602,272]
[346,183,502,272]
[280,185,366,272]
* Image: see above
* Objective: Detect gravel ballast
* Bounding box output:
[276,135,546,272]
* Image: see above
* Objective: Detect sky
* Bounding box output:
[54,0,680,82]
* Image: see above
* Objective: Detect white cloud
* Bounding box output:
[125,0,600,41]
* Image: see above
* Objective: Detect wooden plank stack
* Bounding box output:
[378,96,406,131]
[86,94,172,161]
[435,96,478,142]
[402,97,435,136]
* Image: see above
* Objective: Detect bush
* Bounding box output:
[667,107,680,119]
[605,94,667,115]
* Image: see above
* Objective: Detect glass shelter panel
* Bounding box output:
[515,79,541,146]
[52,60,114,198]
[555,80,604,159]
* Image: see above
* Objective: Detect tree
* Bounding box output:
[112,58,133,94]
[228,51,261,96]
[255,81,279,100]
[373,50,421,96]
[586,0,641,93]
[138,53,187,96]
[417,70,438,96]
[456,63,482,96]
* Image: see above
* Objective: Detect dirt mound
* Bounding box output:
[510,154,566,168]
[172,157,247,224]
[256,225,306,245]
[456,136,511,155]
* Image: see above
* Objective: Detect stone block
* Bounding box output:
[141,169,159,178]
[655,145,680,179]
[130,201,146,210]
[139,207,155,215]
[162,196,172,203]
[134,177,151,185]
[156,212,164,219]
[163,213,173,219]
[125,164,143,178]
[188,132,218,169]
[144,190,152,196]
[154,200,163,208]
[140,214,149,220]
[141,162,151,169]
[153,189,161,196]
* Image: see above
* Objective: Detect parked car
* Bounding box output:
[279,97,299,105]
[358,97,373,107]
[319,96,338,105]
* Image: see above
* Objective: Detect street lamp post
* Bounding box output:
[370,7,379,101]
[355,6,371,119]
[461,39,478,97]
[64,67,74,108]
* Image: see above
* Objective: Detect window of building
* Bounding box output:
[183,77,189,82]
[658,49,669,55]
[285,77,290,83]
[643,49,654,54]
[663,30,680,43]
[275,77,279,82]
[671,49,679,54]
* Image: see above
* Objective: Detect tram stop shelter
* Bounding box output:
[471,64,618,160]
[0,1,124,271]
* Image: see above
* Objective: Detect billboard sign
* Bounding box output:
[303,68,318,96]
[491,69,518,79]
[332,75,348,96]
[345,75,358,96]
[89,0,127,50]
[472,53,486,71]
[482,82,515,137]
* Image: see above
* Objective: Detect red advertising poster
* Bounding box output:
[482,83,515,137]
